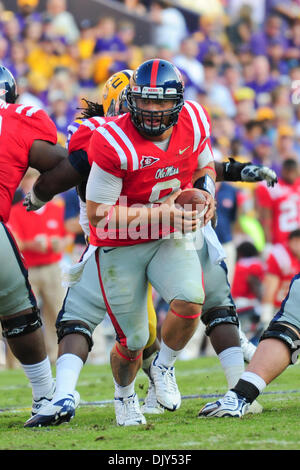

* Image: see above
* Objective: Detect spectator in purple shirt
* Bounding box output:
[3,41,29,79]
[249,14,287,56]
[194,15,223,63]
[285,18,300,67]
[267,37,289,76]
[245,55,280,107]
[94,17,127,59]
[48,89,75,137]
[15,0,42,35]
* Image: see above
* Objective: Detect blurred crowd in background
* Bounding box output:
[2,0,300,366]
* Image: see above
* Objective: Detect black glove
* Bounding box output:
[224,158,278,187]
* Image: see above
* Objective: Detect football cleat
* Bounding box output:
[239,327,257,363]
[24,391,80,428]
[31,380,56,416]
[198,390,249,418]
[246,399,263,414]
[150,354,181,411]
[141,380,165,415]
[114,393,147,426]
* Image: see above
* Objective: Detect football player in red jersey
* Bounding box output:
[85,60,217,423]
[260,230,300,328]
[256,159,300,245]
[23,62,277,427]
[0,65,74,423]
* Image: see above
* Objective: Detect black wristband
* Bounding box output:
[194,174,215,197]
[223,158,250,182]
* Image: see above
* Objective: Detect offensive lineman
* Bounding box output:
[0,65,79,423]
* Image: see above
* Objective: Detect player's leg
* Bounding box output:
[0,223,54,418]
[141,284,164,414]
[24,253,104,427]
[199,243,262,414]
[199,242,244,387]
[32,263,66,364]
[147,236,204,411]
[198,274,300,417]
[96,245,152,425]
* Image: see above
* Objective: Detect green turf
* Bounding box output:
[1,357,300,450]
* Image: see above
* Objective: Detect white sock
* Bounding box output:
[53,353,83,400]
[218,346,245,389]
[240,371,266,393]
[114,378,136,398]
[155,340,183,368]
[22,356,53,400]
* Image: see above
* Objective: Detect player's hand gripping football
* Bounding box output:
[198,190,215,225]
[162,190,201,233]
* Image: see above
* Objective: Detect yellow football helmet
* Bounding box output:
[101,69,133,117]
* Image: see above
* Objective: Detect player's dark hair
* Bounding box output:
[288,229,300,240]
[237,241,258,259]
[282,158,298,171]
[77,98,104,119]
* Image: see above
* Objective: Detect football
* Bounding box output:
[175,188,208,217]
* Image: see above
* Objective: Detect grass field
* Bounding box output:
[1,356,300,452]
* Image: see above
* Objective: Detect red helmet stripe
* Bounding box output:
[150,59,160,87]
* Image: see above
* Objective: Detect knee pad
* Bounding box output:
[260,321,300,364]
[1,307,42,339]
[201,306,239,336]
[56,322,94,352]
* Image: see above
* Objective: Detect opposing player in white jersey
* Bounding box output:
[198,271,300,418]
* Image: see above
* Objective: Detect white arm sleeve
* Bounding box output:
[197,142,214,169]
[86,162,122,205]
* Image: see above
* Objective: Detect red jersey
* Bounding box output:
[256,178,300,244]
[266,243,300,307]
[8,200,68,268]
[87,100,213,246]
[68,116,112,153]
[0,101,57,223]
[231,257,265,300]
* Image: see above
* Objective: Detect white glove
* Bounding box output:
[258,167,278,187]
[23,189,47,211]
[241,164,278,187]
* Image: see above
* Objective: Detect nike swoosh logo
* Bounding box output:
[179,146,190,155]
[103,247,117,253]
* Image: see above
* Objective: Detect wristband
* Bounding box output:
[223,158,249,182]
[194,174,215,198]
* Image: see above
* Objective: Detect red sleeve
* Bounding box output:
[266,254,281,276]
[87,127,126,178]
[20,107,57,153]
[69,124,93,153]
[255,183,272,209]
[248,262,264,280]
